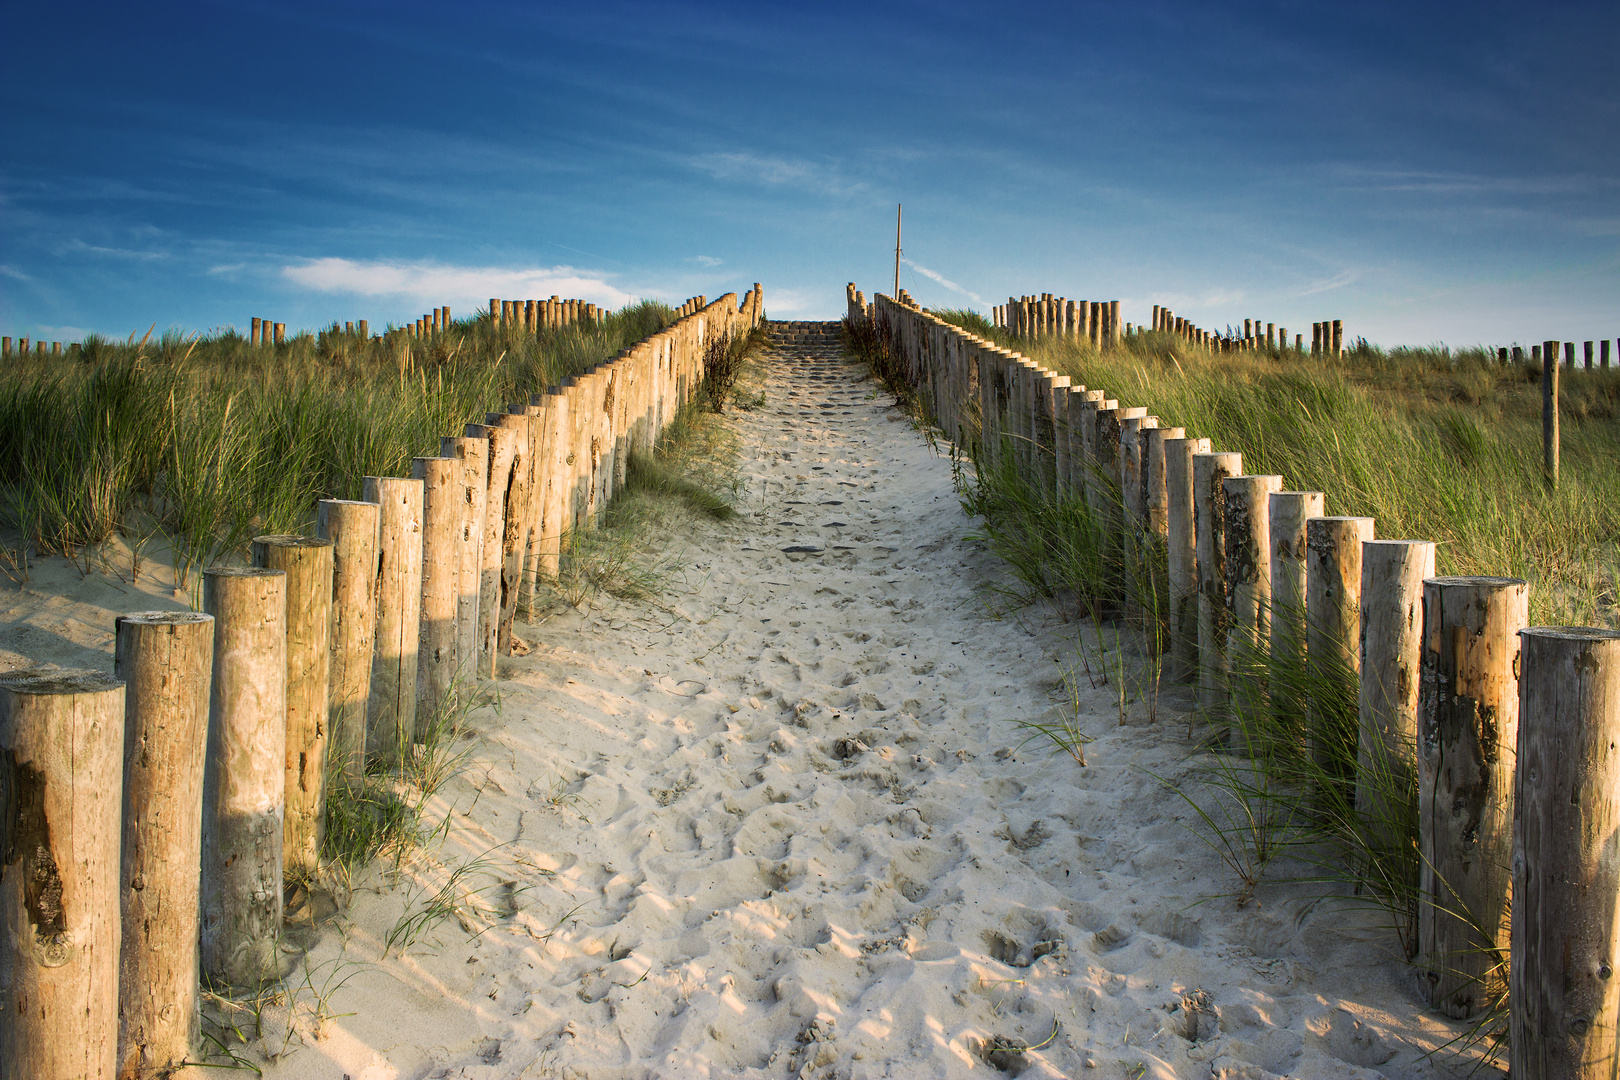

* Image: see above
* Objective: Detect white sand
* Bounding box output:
[0,340,1500,1079]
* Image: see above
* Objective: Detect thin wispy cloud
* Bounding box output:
[62,238,168,261]
[693,255,722,267]
[280,258,634,310]
[1295,269,1360,297]
[687,151,858,196]
[902,258,983,304]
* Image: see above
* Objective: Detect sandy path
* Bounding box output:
[0,330,1489,1079]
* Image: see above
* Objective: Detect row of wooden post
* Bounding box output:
[489,296,608,332]
[0,286,765,1080]
[248,318,286,346]
[994,293,1122,349]
[0,337,70,355]
[861,285,1620,1080]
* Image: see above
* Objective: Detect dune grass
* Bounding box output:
[0,302,678,585]
[933,310,1620,628]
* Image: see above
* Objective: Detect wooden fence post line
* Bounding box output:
[439,437,488,674]
[1356,539,1436,860]
[316,499,378,786]
[412,457,461,731]
[199,566,287,990]
[1165,437,1210,682]
[1511,626,1620,1079]
[1417,575,1528,1018]
[0,668,126,1080]
[1193,451,1243,712]
[1223,474,1285,740]
[115,611,212,1080]
[1268,491,1326,719]
[250,536,333,882]
[1543,339,1560,488]
[1305,516,1375,802]
[362,476,422,770]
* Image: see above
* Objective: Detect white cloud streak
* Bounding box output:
[902,258,984,304]
[280,258,634,310]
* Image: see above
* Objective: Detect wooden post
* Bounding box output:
[1355,539,1436,859]
[1511,626,1620,1079]
[358,319,368,339]
[1194,451,1243,712]
[469,424,512,677]
[1417,575,1528,1018]
[1120,414,1159,613]
[1305,516,1375,803]
[1604,339,1611,368]
[200,566,287,990]
[0,668,126,1080]
[316,499,378,786]
[1331,320,1343,356]
[489,298,500,325]
[1165,437,1210,682]
[1109,301,1121,347]
[273,323,285,345]
[1544,339,1560,488]
[251,317,261,346]
[439,437,488,679]
[1585,340,1595,370]
[493,412,533,654]
[362,476,422,770]
[250,536,333,881]
[1268,491,1326,722]
[115,612,212,1080]
[1142,425,1185,647]
[1223,474,1285,739]
[413,457,460,728]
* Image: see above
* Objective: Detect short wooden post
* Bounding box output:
[316,499,378,785]
[1355,539,1436,858]
[1511,626,1620,1079]
[115,611,212,1080]
[1268,491,1326,722]
[273,323,285,345]
[439,437,488,678]
[200,566,287,989]
[1603,339,1612,368]
[1585,340,1595,370]
[1331,320,1343,356]
[1417,575,1528,1018]
[1194,451,1243,713]
[0,668,126,1080]
[1305,516,1375,801]
[250,536,333,881]
[1223,474,1285,738]
[357,319,368,339]
[362,476,422,769]
[1544,339,1560,488]
[251,317,262,346]
[413,457,460,728]
[1165,437,1210,682]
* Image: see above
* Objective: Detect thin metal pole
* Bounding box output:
[894,204,902,300]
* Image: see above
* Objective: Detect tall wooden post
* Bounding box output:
[1417,575,1528,1018]
[1194,451,1243,713]
[1166,437,1211,682]
[1543,339,1560,488]
[439,437,488,677]
[250,536,333,881]
[1305,516,1375,803]
[115,611,212,1080]
[413,457,461,728]
[200,566,287,990]
[1223,474,1284,739]
[1268,491,1326,724]
[470,424,512,676]
[316,499,378,786]
[362,476,422,770]
[493,412,533,654]
[1356,539,1436,858]
[0,668,126,1080]
[1511,626,1620,1080]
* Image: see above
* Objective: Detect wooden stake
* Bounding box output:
[1223,474,1285,740]
[1267,491,1326,718]
[316,499,378,786]
[1544,339,1560,488]
[492,412,533,654]
[1194,451,1243,711]
[250,536,333,881]
[114,611,212,1080]
[1165,437,1210,682]
[361,476,422,769]
[1355,539,1436,859]
[200,566,287,989]
[1417,575,1528,1018]
[439,438,488,679]
[469,425,512,677]
[251,317,261,346]
[412,457,460,728]
[1511,625,1620,1079]
[1305,516,1375,802]
[0,668,126,1080]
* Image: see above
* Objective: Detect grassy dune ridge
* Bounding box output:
[0,302,677,583]
[936,309,1620,628]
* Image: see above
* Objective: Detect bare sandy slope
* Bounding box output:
[0,341,1497,1080]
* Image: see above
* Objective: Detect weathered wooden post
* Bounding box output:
[273,323,286,345]
[469,424,512,677]
[1142,425,1186,649]
[1603,338,1612,369]
[1194,451,1243,713]
[251,317,262,346]
[1544,339,1560,489]
[115,611,212,1080]
[200,566,286,989]
[0,668,126,1080]
[413,456,460,728]
[493,411,534,653]
[1120,414,1159,614]
[316,499,378,785]
[1331,320,1343,356]
[1355,539,1436,857]
[250,536,333,881]
[362,476,422,770]
[1166,437,1211,681]
[1224,474,1285,740]
[1305,516,1375,802]
[439,437,488,676]
[1585,340,1595,370]
[1268,491,1326,724]
[1511,626,1620,1080]
[1417,575,1528,1018]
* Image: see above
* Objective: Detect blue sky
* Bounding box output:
[2,0,1615,347]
